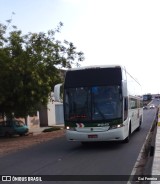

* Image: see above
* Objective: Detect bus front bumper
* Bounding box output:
[66,127,127,142]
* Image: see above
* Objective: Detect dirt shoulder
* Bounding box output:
[0,129,65,157]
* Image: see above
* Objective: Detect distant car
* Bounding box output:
[149,104,155,109]
[143,106,148,110]
[0,120,28,137]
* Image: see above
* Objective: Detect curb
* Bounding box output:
[127,108,158,184]
[29,126,64,135]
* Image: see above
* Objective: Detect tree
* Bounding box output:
[0,20,84,119]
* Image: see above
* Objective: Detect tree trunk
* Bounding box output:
[24,116,28,125]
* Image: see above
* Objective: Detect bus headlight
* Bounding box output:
[66,126,76,131]
[109,124,124,130]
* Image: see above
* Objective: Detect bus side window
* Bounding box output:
[124,97,128,120]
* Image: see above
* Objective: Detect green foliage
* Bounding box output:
[0,20,84,118]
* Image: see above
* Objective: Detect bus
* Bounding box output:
[54,65,143,143]
[143,94,152,101]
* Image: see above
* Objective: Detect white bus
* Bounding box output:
[55,65,143,143]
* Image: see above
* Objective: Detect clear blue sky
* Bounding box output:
[1,0,160,94]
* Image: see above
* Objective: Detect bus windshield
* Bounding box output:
[64,86,122,121]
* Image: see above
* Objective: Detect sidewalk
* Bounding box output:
[151,111,160,184]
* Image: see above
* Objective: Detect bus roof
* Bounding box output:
[67,65,125,71]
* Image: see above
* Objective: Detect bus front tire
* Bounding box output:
[137,118,142,131]
[123,124,131,143]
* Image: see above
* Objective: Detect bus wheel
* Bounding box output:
[123,124,131,143]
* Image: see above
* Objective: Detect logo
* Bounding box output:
[2,176,11,181]
[97,123,109,127]
[76,123,84,128]
[1,176,43,182]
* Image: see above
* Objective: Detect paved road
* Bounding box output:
[0,107,157,184]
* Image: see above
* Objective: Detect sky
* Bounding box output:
[1,0,160,94]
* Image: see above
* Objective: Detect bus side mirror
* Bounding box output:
[122,80,128,97]
[54,83,63,102]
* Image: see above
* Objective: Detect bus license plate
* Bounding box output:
[88,134,98,138]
